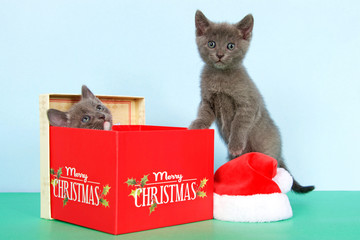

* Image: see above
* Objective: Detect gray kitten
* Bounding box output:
[189,10,314,193]
[47,85,113,130]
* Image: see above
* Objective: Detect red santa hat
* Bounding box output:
[213,152,293,222]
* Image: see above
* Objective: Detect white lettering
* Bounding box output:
[134,188,142,207]
[153,171,184,183]
[65,166,88,183]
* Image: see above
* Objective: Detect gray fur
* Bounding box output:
[189,10,314,193]
[47,85,113,130]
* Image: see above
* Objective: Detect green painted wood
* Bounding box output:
[0,192,359,239]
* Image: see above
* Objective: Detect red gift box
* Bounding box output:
[40,94,214,234]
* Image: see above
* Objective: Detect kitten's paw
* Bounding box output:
[189,120,208,130]
[229,149,244,157]
[228,142,246,157]
[104,121,112,131]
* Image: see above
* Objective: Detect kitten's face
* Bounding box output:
[67,96,112,130]
[47,85,113,130]
[195,11,254,70]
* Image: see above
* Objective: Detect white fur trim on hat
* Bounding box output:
[213,192,293,222]
[273,168,293,193]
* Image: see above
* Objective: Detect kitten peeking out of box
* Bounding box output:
[47,85,113,131]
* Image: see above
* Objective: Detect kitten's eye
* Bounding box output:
[96,105,104,111]
[208,41,216,49]
[227,43,235,50]
[81,115,91,123]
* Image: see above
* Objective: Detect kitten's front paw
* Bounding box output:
[189,120,208,130]
[228,141,246,157]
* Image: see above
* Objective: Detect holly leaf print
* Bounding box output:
[50,168,55,175]
[57,168,62,179]
[199,178,208,189]
[63,196,68,207]
[51,178,58,187]
[102,185,111,196]
[149,201,157,215]
[125,178,137,186]
[100,198,109,208]
[196,191,207,198]
[140,175,149,188]
[129,189,141,199]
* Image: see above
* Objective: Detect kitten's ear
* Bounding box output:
[81,85,96,100]
[47,109,69,127]
[195,10,210,36]
[236,14,254,40]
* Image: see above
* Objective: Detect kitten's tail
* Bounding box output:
[278,160,315,194]
[291,179,315,194]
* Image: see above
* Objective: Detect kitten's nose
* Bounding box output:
[216,53,224,59]
[97,113,105,119]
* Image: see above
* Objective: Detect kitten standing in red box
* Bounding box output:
[189,10,314,193]
[47,85,113,131]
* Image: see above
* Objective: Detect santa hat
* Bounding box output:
[213,152,293,222]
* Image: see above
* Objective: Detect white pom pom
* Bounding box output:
[272,168,293,193]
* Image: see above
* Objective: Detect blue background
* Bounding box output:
[1,0,359,192]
